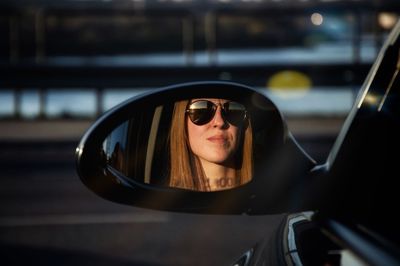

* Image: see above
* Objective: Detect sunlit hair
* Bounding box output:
[168,99,253,191]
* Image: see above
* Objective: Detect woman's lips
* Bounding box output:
[207,135,228,144]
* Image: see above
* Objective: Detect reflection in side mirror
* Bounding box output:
[103,98,256,192]
[77,81,316,214]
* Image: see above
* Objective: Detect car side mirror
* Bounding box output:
[76,81,316,214]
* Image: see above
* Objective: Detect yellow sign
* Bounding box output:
[267,70,312,94]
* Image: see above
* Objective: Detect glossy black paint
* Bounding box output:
[314,21,400,250]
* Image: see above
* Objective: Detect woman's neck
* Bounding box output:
[199,159,238,191]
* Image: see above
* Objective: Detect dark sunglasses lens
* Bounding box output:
[224,102,246,126]
[187,101,215,125]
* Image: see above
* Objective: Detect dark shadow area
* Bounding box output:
[0,244,161,266]
[0,141,77,169]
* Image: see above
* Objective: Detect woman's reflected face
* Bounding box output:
[186,98,242,167]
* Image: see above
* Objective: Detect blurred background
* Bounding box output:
[0,0,399,265]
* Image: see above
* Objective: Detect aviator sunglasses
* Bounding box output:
[186,100,247,126]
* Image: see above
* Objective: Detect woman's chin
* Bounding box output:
[205,157,235,166]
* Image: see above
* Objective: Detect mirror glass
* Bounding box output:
[101,97,283,192]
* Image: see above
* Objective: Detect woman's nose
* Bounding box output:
[211,106,227,127]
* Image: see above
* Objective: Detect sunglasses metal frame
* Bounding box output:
[185,100,247,126]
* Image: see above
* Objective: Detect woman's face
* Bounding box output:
[186,98,243,167]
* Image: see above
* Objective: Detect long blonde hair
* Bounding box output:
[168,100,253,191]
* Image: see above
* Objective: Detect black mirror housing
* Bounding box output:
[76,81,316,215]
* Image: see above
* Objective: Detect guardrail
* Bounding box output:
[0,63,368,119]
